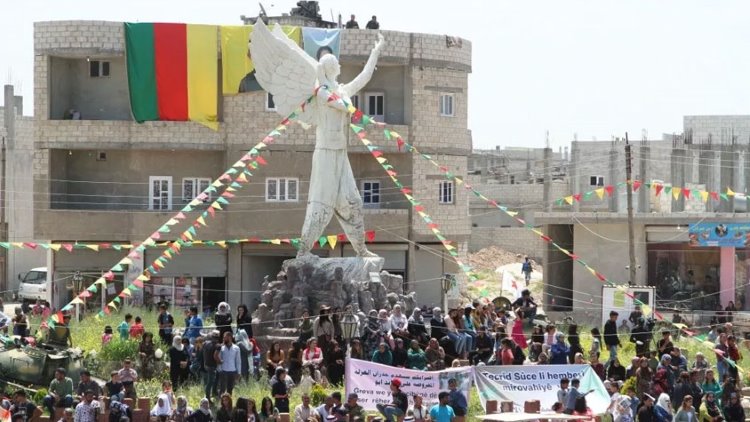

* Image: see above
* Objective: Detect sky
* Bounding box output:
[2,0,750,150]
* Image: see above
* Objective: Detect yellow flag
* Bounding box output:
[216,241,227,248]
[119,257,133,266]
[700,191,709,202]
[564,196,573,205]
[327,235,338,249]
[137,274,150,281]
[49,244,62,252]
[728,187,736,196]
[197,216,206,226]
[121,288,132,297]
[595,188,605,200]
[220,25,301,95]
[270,239,281,245]
[211,202,223,210]
[184,230,194,241]
[70,297,84,305]
[94,277,106,286]
[641,304,652,316]
[86,244,100,251]
[672,188,681,200]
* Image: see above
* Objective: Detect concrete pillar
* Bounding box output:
[609,144,618,212]
[720,247,735,308]
[720,149,734,212]
[733,151,745,211]
[227,244,243,311]
[670,149,686,212]
[638,146,650,213]
[543,147,552,212]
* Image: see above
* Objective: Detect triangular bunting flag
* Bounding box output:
[327,235,338,249]
[595,188,605,200]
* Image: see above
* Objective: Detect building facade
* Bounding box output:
[30,19,472,311]
[539,125,750,317]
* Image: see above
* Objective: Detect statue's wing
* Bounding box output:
[250,19,318,122]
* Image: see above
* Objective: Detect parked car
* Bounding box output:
[17,267,49,305]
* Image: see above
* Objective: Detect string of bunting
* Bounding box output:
[49,94,319,326]
[0,231,377,253]
[556,180,747,206]
[376,126,743,370]
[339,99,477,283]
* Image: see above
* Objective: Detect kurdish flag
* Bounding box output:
[125,23,219,130]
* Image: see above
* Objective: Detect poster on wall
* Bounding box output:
[473,365,609,414]
[689,223,750,247]
[345,359,471,410]
[600,286,655,329]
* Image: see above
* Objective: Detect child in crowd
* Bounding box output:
[102,326,113,345]
[129,316,145,339]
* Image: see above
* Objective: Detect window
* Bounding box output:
[590,176,605,187]
[266,92,276,111]
[89,60,110,77]
[439,93,455,116]
[182,177,211,202]
[362,180,381,208]
[364,92,385,121]
[350,94,360,110]
[266,178,298,202]
[439,181,454,204]
[149,176,172,210]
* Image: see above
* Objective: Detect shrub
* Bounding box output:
[310,384,328,406]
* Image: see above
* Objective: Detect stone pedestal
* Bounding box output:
[252,255,417,336]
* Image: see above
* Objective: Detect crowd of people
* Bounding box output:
[4,288,750,422]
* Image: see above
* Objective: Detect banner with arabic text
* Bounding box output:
[344,358,471,411]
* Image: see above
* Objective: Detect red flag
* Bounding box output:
[710,191,719,201]
[396,137,404,151]
[365,230,376,242]
[337,233,347,242]
[256,156,268,166]
[104,271,115,281]
[573,194,582,202]
[633,180,642,191]
[654,184,664,197]
[371,150,383,158]
[55,311,64,324]
[23,242,38,249]
[682,188,691,199]
[414,205,425,212]
[604,185,614,197]
[62,243,73,253]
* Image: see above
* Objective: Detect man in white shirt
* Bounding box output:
[217,332,241,395]
[294,394,313,422]
[74,390,100,422]
[316,396,334,421]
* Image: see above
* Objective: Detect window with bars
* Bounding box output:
[266,178,299,202]
[439,181,454,204]
[362,180,381,208]
[149,176,172,210]
[182,177,212,202]
[439,93,455,116]
[590,176,605,187]
[365,92,384,121]
[89,60,110,77]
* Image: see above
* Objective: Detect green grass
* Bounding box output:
[60,306,748,419]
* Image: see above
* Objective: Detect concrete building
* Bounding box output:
[30,18,473,311]
[539,123,750,316]
[1,86,46,296]
[466,146,568,259]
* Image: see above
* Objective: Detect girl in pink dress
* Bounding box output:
[512,310,528,349]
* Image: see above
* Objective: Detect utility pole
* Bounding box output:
[543,131,552,212]
[625,133,636,285]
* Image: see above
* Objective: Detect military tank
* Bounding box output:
[0,336,85,389]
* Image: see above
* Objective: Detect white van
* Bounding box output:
[17,267,49,304]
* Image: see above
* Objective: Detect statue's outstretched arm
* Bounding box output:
[344,33,385,97]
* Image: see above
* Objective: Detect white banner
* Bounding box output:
[345,358,472,411]
[473,364,610,414]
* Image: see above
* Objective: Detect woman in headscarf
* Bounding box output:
[347,339,364,360]
[298,310,314,344]
[138,331,156,380]
[635,357,653,397]
[168,335,190,390]
[567,324,582,363]
[654,393,673,422]
[698,391,723,422]
[652,368,670,398]
[607,358,627,382]
[429,307,447,340]
[215,302,233,341]
[172,396,192,422]
[549,332,569,365]
[325,339,346,385]
[389,304,409,340]
[391,338,408,368]
[286,340,304,384]
[150,393,173,422]
[722,392,744,422]
[235,329,252,382]
[313,305,335,353]
[187,398,213,422]
[236,304,253,338]
[407,339,427,370]
[378,309,395,349]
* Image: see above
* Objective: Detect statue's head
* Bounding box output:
[319,54,340,81]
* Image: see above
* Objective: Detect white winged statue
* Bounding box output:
[250,19,384,258]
